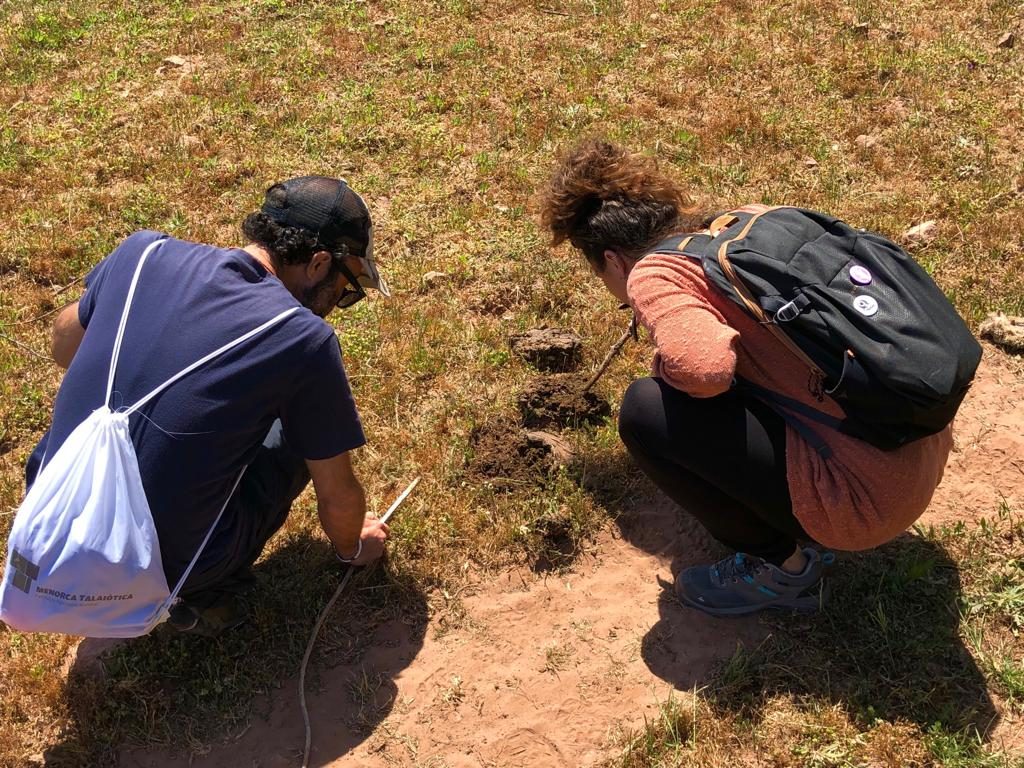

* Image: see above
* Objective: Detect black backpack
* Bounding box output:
[651,206,982,452]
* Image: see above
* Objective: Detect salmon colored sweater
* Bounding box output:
[626,253,952,551]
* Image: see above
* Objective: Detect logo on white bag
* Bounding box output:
[35,588,134,603]
[9,550,40,595]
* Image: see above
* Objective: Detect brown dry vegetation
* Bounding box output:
[1,0,1023,766]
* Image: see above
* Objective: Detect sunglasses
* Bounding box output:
[334,258,367,308]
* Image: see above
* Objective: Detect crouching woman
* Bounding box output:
[539,140,952,616]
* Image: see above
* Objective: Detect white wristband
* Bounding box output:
[335,538,363,564]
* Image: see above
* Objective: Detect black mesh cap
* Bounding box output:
[260,175,389,296]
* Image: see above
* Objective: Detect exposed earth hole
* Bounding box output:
[517,374,611,429]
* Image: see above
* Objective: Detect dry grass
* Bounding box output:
[1,0,1023,765]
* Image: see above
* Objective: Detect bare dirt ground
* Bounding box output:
[925,345,1024,528]
[121,345,1024,768]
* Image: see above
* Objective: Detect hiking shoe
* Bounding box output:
[675,548,834,617]
[167,594,248,637]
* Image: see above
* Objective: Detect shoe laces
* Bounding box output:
[710,552,765,586]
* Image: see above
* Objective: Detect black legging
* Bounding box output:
[618,377,809,565]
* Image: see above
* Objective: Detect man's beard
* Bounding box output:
[300,273,338,318]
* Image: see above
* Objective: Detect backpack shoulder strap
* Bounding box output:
[648,233,713,261]
[105,238,166,408]
[123,306,301,416]
[644,208,760,261]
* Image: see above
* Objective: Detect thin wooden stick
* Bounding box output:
[299,477,421,768]
[52,271,87,297]
[9,297,76,326]
[0,332,53,362]
[580,317,636,394]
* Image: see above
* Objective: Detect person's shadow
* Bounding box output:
[683,533,1000,740]
[572,446,999,743]
[45,533,428,768]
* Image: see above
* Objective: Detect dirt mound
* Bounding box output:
[517,374,610,429]
[509,327,583,371]
[466,420,554,488]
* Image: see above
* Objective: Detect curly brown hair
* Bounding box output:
[540,139,710,270]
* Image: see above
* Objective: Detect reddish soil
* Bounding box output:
[921,345,1024,527]
[119,345,1024,767]
[122,498,755,768]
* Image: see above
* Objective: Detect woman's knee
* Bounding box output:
[618,377,666,451]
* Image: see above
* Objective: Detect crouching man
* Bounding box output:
[30,176,390,635]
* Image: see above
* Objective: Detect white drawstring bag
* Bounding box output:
[0,239,298,637]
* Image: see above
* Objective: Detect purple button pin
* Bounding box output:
[850,265,872,285]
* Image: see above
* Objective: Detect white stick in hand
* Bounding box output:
[379,476,420,525]
[300,476,421,768]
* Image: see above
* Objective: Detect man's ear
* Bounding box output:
[307,250,333,281]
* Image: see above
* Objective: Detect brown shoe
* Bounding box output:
[167,593,248,637]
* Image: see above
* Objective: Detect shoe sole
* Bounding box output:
[676,582,829,617]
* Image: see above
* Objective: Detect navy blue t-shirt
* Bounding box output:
[29,230,365,585]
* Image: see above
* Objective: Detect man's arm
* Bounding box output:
[306,450,388,566]
[52,301,85,369]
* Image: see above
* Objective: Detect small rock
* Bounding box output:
[509,328,583,372]
[855,134,879,149]
[997,31,1015,49]
[421,271,448,289]
[163,55,188,67]
[902,220,938,243]
[62,637,126,681]
[979,312,1024,354]
[802,156,819,169]
[525,431,576,465]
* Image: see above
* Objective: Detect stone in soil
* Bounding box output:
[979,312,1024,355]
[509,327,583,372]
[525,430,575,465]
[518,374,611,429]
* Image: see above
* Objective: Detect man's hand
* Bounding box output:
[307,451,392,567]
[336,516,390,566]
